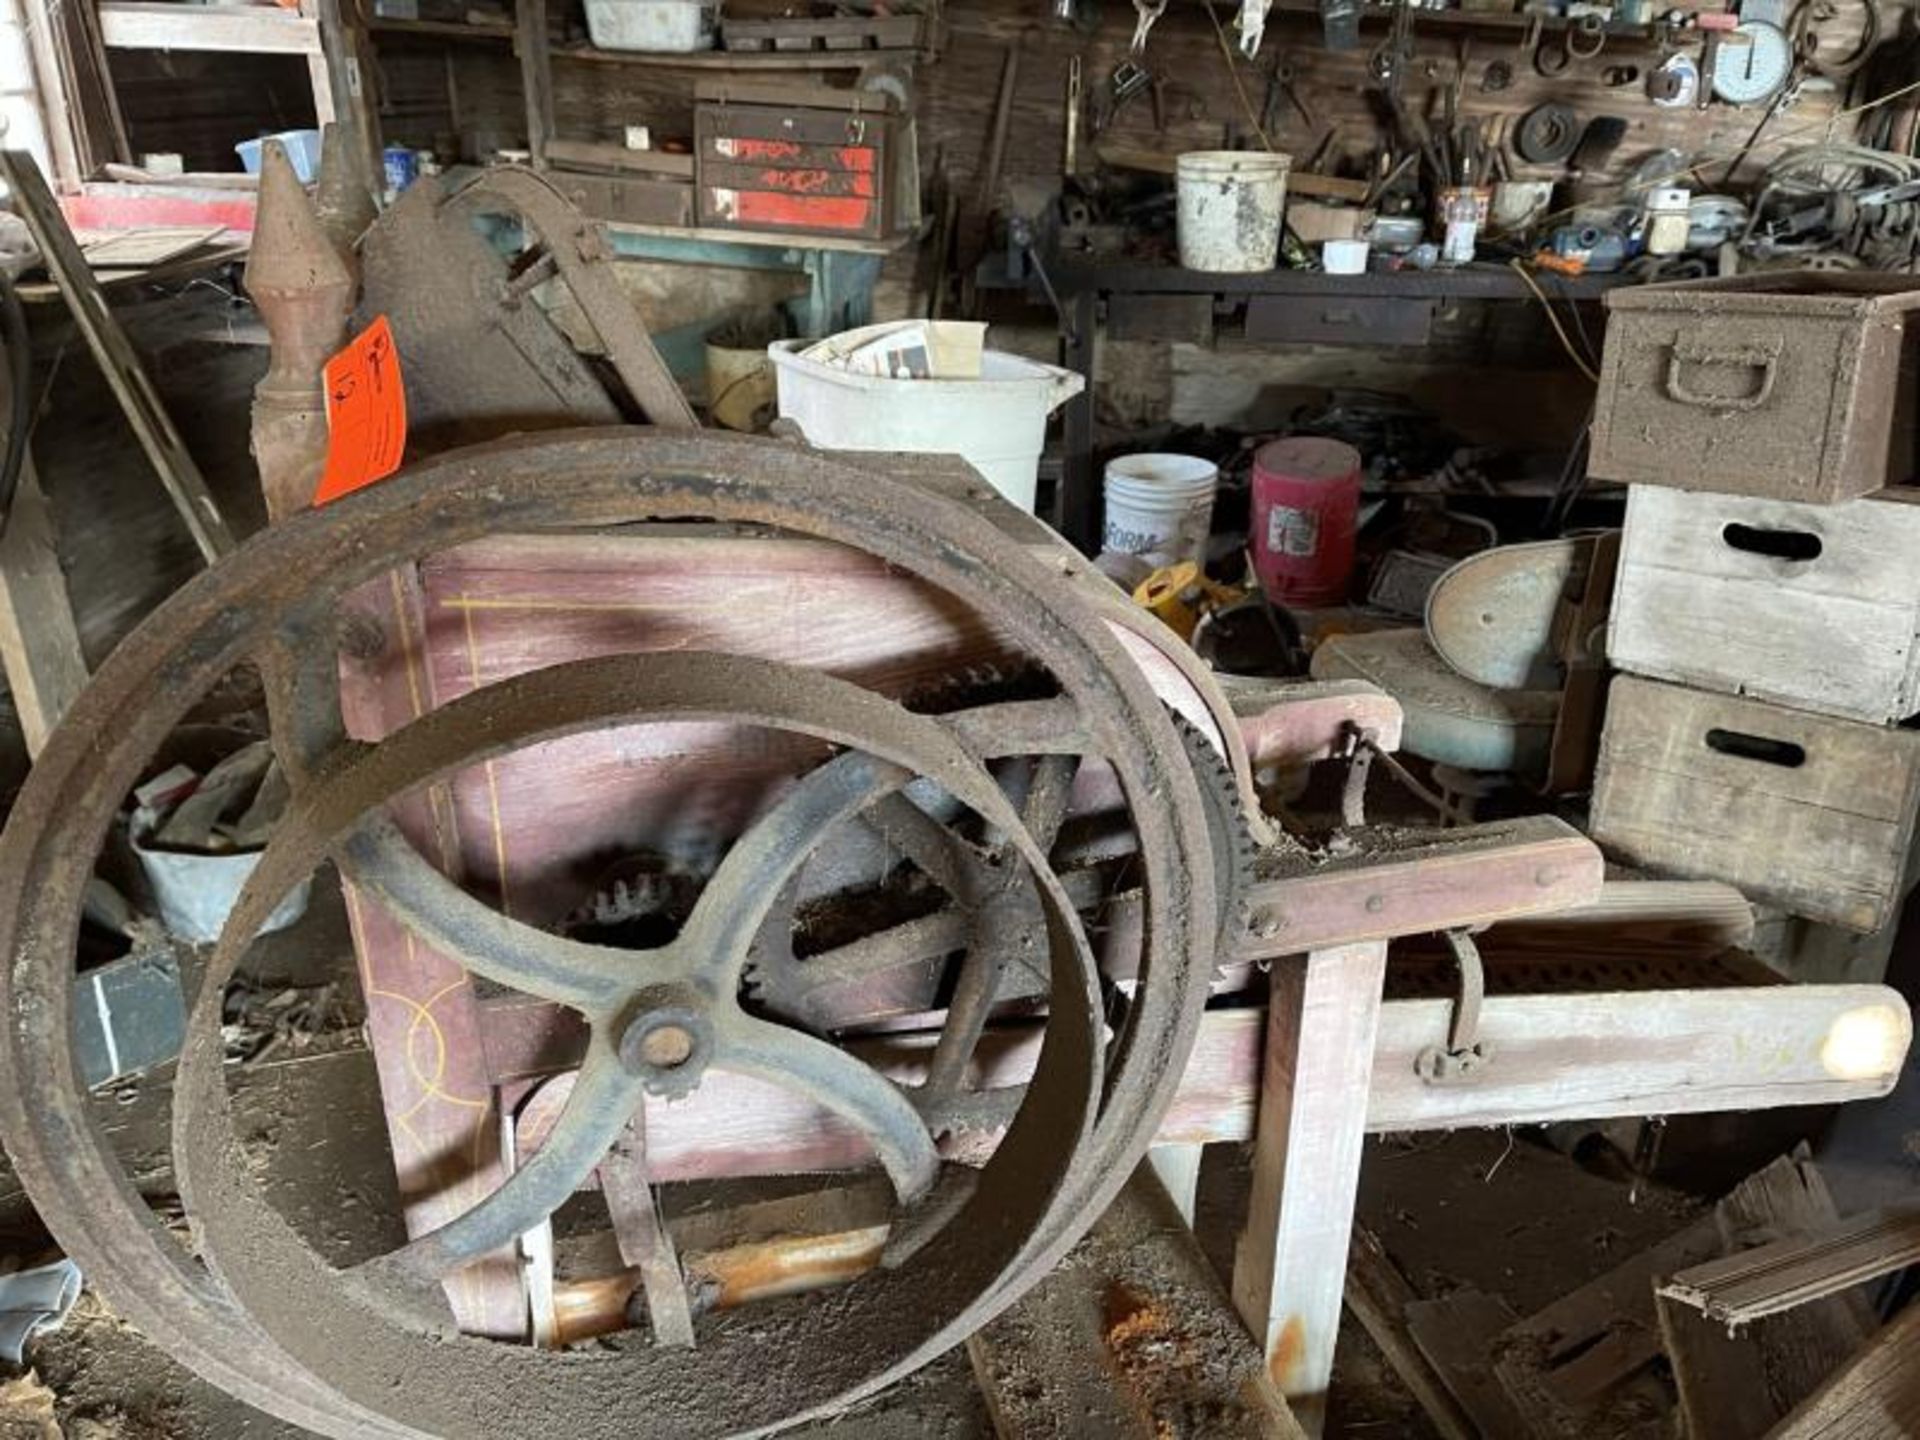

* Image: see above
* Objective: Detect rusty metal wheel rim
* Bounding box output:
[0,430,1214,1439]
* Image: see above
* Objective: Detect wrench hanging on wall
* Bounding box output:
[1237,0,1273,56]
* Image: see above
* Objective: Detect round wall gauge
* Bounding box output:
[1712,20,1793,104]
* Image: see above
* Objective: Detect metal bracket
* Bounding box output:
[1337,722,1375,829]
[1414,927,1492,1082]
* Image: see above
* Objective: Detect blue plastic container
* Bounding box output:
[234,128,323,183]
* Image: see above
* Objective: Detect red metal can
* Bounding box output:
[1250,436,1363,607]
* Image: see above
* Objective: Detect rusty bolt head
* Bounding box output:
[637,1024,695,1069]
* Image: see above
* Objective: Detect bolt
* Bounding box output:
[637,1023,695,1070]
[1535,865,1560,887]
[1251,910,1282,939]
[1364,894,1385,913]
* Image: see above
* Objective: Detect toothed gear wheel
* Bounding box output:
[901,660,1058,715]
[1170,712,1257,957]
[561,863,700,946]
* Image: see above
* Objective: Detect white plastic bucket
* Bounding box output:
[584,0,715,52]
[1101,453,1219,567]
[768,340,1084,512]
[1177,150,1291,273]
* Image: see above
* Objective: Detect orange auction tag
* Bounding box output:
[315,315,407,506]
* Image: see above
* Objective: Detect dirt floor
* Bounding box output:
[0,1095,1730,1439]
[0,874,1910,1438]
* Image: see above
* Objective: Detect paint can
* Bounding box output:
[1176,150,1291,272]
[1101,453,1219,568]
[1251,436,1362,606]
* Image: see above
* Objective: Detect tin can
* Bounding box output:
[382,144,419,197]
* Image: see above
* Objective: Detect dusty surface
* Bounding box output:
[972,1170,1298,1439]
[16,1300,994,1440]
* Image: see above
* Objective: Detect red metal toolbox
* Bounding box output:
[695,101,895,240]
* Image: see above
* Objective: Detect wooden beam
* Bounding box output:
[18,0,82,191]
[1147,1143,1203,1227]
[516,0,554,169]
[1230,678,1404,769]
[1342,1228,1477,1440]
[1238,817,1604,962]
[98,3,322,54]
[1360,985,1910,1132]
[1657,1290,1779,1440]
[1401,1290,1534,1438]
[1099,816,1606,989]
[0,152,233,564]
[1769,1300,1920,1440]
[970,1165,1309,1439]
[1494,1217,1723,1418]
[507,982,1913,1181]
[1660,1206,1920,1329]
[0,464,86,757]
[1711,1151,1874,1418]
[1231,941,1389,1433]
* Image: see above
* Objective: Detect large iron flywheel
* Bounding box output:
[0,430,1220,1438]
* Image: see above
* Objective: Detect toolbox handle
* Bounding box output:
[1664,338,1781,412]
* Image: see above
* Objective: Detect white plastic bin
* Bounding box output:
[235,129,323,183]
[769,340,1083,512]
[1176,150,1290,273]
[584,0,716,52]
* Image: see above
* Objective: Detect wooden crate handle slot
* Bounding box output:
[1704,728,1808,768]
[1720,523,1823,561]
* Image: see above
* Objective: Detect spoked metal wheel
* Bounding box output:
[0,431,1217,1439]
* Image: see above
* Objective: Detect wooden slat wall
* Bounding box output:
[398,0,1890,202]
[922,2,1877,198]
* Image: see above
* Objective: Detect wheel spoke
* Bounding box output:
[342,817,637,1010]
[787,911,969,998]
[717,1014,939,1203]
[678,751,910,985]
[1020,753,1082,855]
[859,791,981,897]
[351,1032,643,1288]
[920,872,1041,1102]
[939,697,1091,760]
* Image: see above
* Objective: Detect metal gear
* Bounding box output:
[0,431,1217,1440]
[740,677,1263,1035]
[1171,713,1258,954]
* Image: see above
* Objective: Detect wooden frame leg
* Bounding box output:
[1232,940,1389,1434]
[1147,1142,1204,1227]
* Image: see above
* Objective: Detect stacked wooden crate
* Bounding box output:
[1588,275,1920,936]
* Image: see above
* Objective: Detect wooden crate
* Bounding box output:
[1609,485,1920,725]
[1590,273,1920,503]
[694,101,893,239]
[1590,676,1920,932]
